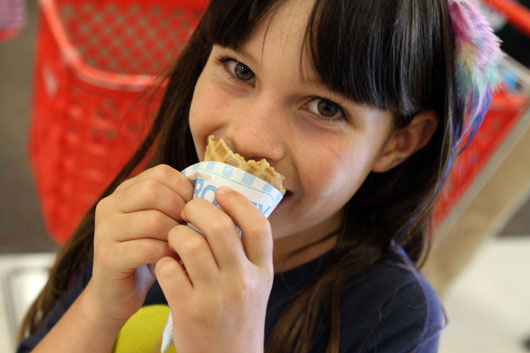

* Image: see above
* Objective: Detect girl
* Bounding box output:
[18,0,501,352]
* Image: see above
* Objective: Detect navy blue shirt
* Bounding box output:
[17,251,443,352]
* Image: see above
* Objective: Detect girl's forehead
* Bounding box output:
[240,0,320,81]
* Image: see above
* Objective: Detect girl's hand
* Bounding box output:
[87,164,194,325]
[156,187,274,353]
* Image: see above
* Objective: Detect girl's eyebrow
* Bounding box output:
[299,74,343,99]
[223,45,260,67]
[221,45,333,94]
[301,77,332,91]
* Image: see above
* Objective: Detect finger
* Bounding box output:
[214,187,273,268]
[110,210,179,242]
[114,179,188,221]
[167,225,219,287]
[156,256,192,301]
[104,238,174,273]
[181,198,246,270]
[115,164,194,203]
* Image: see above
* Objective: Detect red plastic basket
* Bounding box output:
[433,0,530,230]
[29,0,207,244]
[433,86,529,228]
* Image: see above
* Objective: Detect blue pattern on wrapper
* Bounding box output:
[206,161,216,170]
[222,164,234,178]
[262,183,273,193]
[242,172,256,187]
[183,162,282,204]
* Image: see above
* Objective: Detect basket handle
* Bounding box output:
[38,0,165,91]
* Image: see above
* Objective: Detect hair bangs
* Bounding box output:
[306,0,440,121]
[204,0,280,51]
[202,0,445,124]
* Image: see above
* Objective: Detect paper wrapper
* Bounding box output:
[160,161,284,352]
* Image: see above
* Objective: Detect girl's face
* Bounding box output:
[189,0,394,241]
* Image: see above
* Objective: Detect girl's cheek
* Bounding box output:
[321,143,348,168]
[296,152,328,192]
[300,162,338,197]
[190,83,227,133]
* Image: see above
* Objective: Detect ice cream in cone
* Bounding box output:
[204,135,286,195]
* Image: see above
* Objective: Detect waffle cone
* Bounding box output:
[204,135,286,195]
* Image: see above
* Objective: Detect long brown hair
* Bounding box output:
[20,0,462,352]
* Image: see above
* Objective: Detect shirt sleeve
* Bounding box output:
[340,263,444,353]
[16,261,93,353]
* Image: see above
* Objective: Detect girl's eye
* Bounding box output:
[234,62,254,81]
[307,98,343,119]
[224,59,255,81]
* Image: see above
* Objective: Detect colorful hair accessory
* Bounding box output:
[448,0,503,148]
[395,1,502,245]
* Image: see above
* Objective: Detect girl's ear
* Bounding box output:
[372,110,439,173]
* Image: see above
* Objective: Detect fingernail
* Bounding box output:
[180,209,188,222]
[217,186,232,195]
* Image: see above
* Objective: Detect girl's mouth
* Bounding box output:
[275,190,293,212]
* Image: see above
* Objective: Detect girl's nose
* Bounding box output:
[224,98,286,162]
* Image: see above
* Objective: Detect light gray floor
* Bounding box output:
[439,236,530,353]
